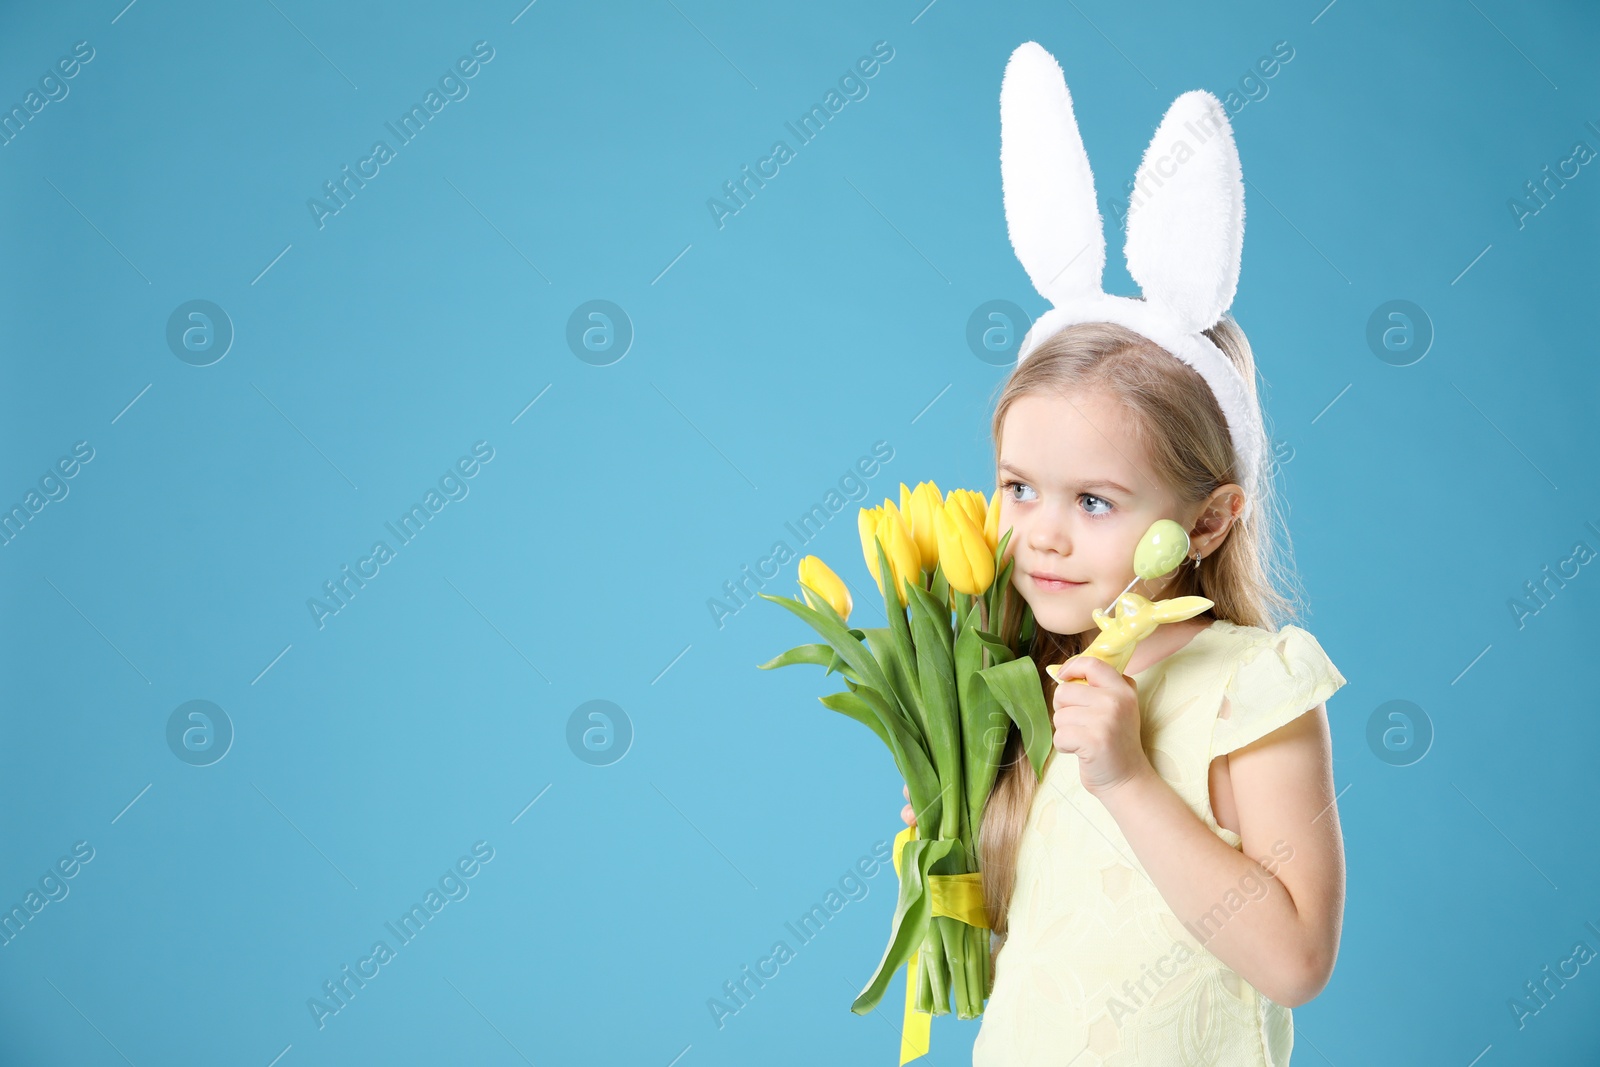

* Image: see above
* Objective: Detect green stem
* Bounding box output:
[925,920,949,1015]
[916,943,933,1013]
[952,923,968,1019]
[957,926,973,1020]
[983,926,993,1000]
[962,923,985,1019]
[938,916,967,1018]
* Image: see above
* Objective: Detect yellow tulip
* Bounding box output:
[858,505,884,585]
[949,488,987,534]
[901,481,943,572]
[876,503,922,608]
[984,490,1001,553]
[936,497,996,595]
[797,555,852,622]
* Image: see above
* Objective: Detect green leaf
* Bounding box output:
[993,526,1015,559]
[873,536,921,722]
[971,630,1017,665]
[758,591,897,707]
[757,643,836,671]
[985,528,1017,632]
[906,581,955,662]
[851,835,958,1015]
[906,581,961,839]
[756,611,862,685]
[929,564,950,615]
[828,684,939,824]
[956,603,1009,830]
[816,689,892,751]
[975,656,1054,781]
[859,627,918,728]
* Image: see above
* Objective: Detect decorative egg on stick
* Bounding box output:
[1045,519,1215,686]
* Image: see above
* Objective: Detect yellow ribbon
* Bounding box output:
[889,824,990,1065]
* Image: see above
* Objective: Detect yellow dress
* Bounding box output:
[971,619,1348,1067]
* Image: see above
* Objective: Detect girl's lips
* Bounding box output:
[1030,573,1086,590]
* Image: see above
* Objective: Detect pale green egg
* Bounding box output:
[1133,519,1191,579]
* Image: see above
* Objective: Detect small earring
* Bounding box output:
[1192,550,1203,572]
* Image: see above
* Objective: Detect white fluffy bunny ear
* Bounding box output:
[1000,42,1105,307]
[1123,91,1244,333]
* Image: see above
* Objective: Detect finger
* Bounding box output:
[1053,677,1096,712]
[1046,657,1091,683]
[1056,654,1118,686]
[902,783,909,801]
[1052,721,1084,753]
[1052,654,1094,682]
[1053,713,1109,752]
[1052,705,1091,732]
[901,803,917,827]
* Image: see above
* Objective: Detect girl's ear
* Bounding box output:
[1191,482,1247,550]
[999,42,1106,308]
[1123,90,1245,334]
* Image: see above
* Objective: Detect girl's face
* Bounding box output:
[996,390,1195,640]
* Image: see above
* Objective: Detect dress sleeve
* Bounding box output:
[1210,624,1348,760]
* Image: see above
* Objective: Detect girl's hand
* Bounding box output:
[901,783,916,829]
[1050,654,1154,799]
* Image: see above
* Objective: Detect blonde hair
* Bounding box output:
[978,315,1305,975]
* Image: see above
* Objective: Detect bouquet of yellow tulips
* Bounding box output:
[757,481,1056,1048]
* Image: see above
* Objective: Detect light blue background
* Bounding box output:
[1,0,1597,1064]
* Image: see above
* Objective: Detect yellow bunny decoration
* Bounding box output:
[1045,519,1212,685]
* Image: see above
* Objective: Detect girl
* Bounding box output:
[900,317,1347,1065]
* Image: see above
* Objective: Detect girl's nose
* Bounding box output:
[1025,514,1071,555]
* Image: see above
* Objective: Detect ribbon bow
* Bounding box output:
[889,824,990,1064]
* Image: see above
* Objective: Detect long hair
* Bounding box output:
[978,316,1304,976]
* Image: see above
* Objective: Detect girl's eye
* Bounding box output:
[1080,493,1113,517]
[1000,479,1037,503]
[1000,480,1114,518]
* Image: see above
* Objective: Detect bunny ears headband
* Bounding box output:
[1000,41,1265,524]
